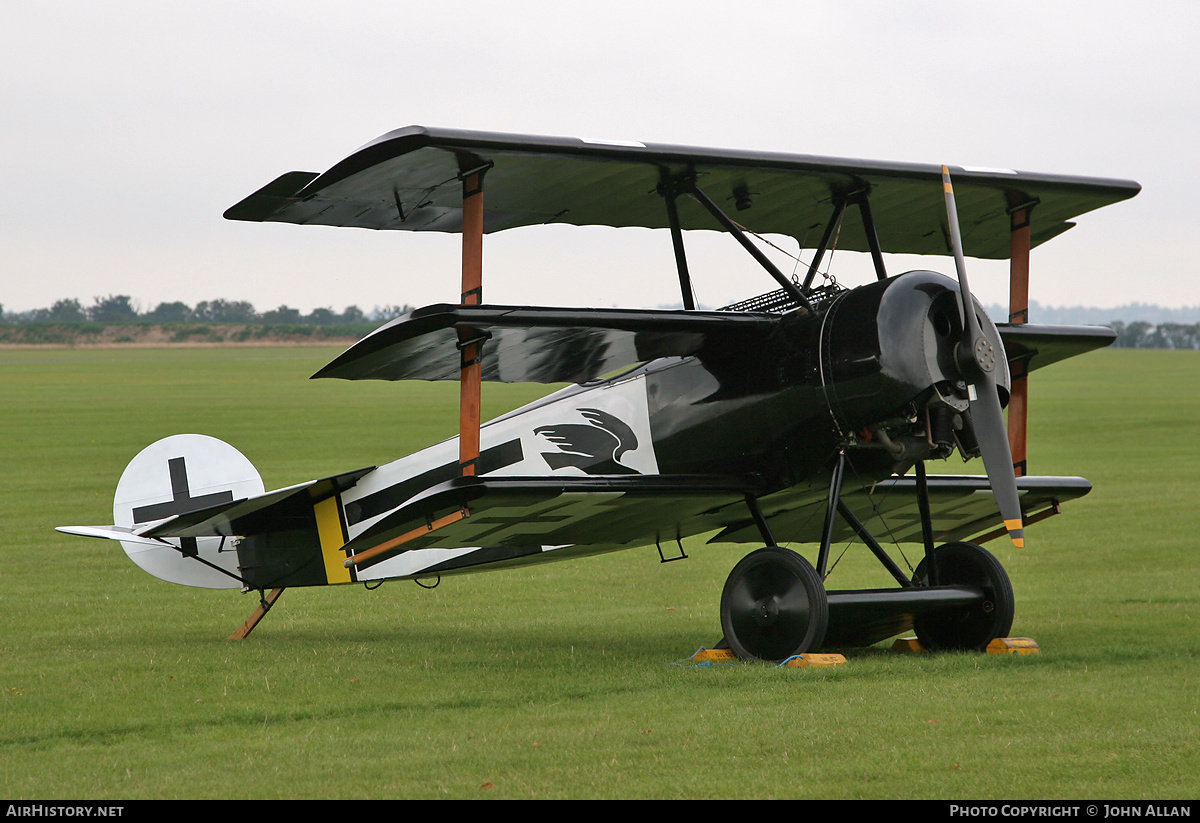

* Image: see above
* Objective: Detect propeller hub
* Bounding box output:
[973,337,996,374]
[957,335,996,379]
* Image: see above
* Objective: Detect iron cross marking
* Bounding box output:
[131,456,235,556]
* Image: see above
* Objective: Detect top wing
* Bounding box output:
[225,125,1140,260]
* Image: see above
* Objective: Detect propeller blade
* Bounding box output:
[967,375,1026,548]
[942,166,1025,548]
[942,166,984,347]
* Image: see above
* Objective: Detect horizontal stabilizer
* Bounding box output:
[313,304,779,383]
[55,524,167,547]
[998,323,1116,372]
[139,467,374,539]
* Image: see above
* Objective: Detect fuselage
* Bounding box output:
[337,270,1002,582]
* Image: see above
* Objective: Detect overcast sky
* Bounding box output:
[3,1,1197,316]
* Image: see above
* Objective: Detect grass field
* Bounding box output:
[1,346,1196,799]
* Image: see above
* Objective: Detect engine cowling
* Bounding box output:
[819,270,1010,463]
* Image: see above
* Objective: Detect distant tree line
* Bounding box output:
[985,300,1200,326]
[0,296,413,325]
[979,301,1200,349]
[4,296,1200,349]
[1109,321,1200,350]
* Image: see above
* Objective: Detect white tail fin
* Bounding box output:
[57,434,264,589]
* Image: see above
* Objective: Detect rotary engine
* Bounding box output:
[819,270,1011,470]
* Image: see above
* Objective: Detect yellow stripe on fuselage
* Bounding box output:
[315,496,352,585]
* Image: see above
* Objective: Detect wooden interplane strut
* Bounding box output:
[1007,205,1033,477]
[459,170,485,477]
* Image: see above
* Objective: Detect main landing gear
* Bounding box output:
[719,460,1019,662]
[717,539,1016,661]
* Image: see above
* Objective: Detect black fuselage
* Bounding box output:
[640,270,997,493]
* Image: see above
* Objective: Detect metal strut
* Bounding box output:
[802,198,847,291]
[744,493,776,546]
[817,451,846,577]
[159,536,247,587]
[802,192,887,287]
[849,191,888,282]
[657,174,696,310]
[914,461,939,586]
[676,178,814,312]
[816,450,913,588]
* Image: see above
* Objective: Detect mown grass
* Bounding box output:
[1,347,1196,799]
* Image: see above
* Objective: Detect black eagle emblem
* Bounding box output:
[535,408,641,475]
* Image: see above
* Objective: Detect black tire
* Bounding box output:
[912,542,1014,651]
[720,546,829,662]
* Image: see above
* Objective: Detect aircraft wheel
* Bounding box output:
[913,542,1014,651]
[720,546,828,662]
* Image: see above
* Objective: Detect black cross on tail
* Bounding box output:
[131,457,234,556]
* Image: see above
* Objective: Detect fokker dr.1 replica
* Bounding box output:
[59,127,1140,660]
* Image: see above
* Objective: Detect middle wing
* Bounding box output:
[312,304,781,384]
[997,323,1117,371]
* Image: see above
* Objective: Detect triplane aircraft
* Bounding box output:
[59,127,1140,660]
